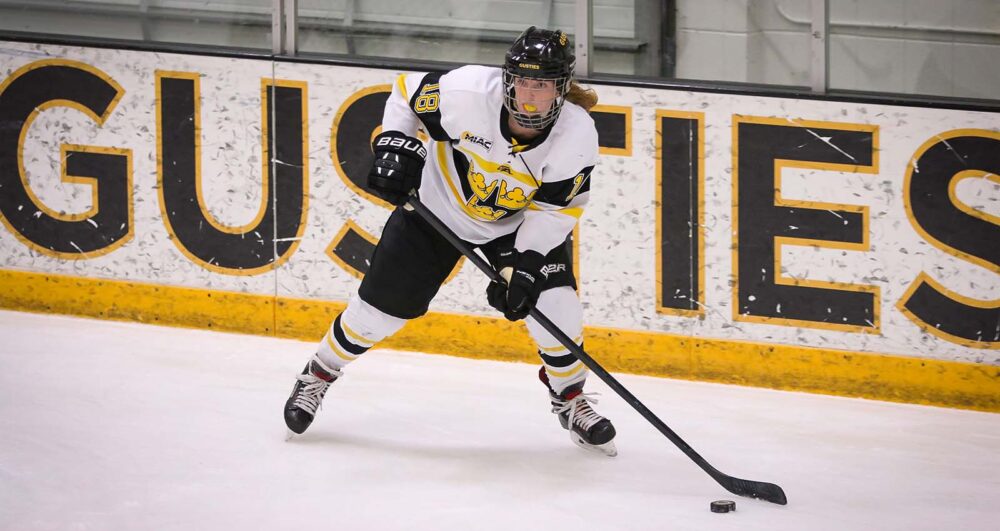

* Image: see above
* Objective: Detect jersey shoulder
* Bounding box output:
[435,66,503,131]
[440,65,502,96]
[549,102,599,165]
[557,102,598,138]
[404,65,501,141]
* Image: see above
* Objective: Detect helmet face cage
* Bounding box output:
[502,27,575,130]
[502,68,571,130]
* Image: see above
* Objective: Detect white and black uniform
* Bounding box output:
[317,65,598,394]
[385,65,595,250]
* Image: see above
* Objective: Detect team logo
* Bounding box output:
[462,131,493,151]
[464,164,535,221]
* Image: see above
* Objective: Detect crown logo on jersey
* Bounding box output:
[464,167,535,221]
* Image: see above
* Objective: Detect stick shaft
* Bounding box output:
[406,197,787,505]
[408,200,711,466]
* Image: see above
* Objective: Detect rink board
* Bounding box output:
[0,40,997,410]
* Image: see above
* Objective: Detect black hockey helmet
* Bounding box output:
[502,26,575,130]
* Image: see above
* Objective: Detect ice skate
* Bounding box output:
[540,368,617,457]
[284,354,342,437]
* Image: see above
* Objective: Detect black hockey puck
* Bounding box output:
[710,500,736,513]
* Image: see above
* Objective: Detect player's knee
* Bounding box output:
[342,292,409,344]
[534,286,580,317]
[527,286,583,347]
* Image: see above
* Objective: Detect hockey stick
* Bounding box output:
[407,197,788,505]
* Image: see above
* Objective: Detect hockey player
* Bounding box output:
[285,27,616,456]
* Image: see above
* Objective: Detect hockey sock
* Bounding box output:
[537,341,588,395]
[316,293,406,370]
[526,286,588,395]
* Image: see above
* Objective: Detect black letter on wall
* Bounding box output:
[656,111,704,316]
[0,60,131,258]
[157,72,307,274]
[328,86,392,278]
[734,116,878,331]
[592,105,631,157]
[900,130,1000,347]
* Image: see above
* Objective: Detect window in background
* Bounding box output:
[296,0,654,78]
[597,0,814,86]
[294,0,573,67]
[671,0,813,86]
[591,0,665,78]
[828,0,1000,100]
[0,0,273,51]
[1,0,996,104]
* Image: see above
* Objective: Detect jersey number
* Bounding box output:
[566,172,589,201]
[414,83,440,113]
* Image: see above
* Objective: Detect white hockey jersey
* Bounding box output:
[381,65,598,255]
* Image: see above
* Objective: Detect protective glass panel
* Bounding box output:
[828,0,1000,100]
[295,0,573,65]
[0,0,273,50]
[596,0,814,86]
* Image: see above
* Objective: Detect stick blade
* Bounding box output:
[720,476,788,505]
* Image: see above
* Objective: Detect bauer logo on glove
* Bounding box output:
[367,131,427,205]
[374,134,427,159]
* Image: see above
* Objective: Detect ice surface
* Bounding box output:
[1,310,998,530]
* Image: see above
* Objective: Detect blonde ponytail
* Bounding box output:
[565,82,598,111]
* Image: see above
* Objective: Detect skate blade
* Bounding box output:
[285,429,298,441]
[570,432,618,457]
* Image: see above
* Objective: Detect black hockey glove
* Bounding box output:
[487,249,548,321]
[367,131,426,206]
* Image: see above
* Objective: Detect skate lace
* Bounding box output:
[553,393,604,431]
[292,370,340,415]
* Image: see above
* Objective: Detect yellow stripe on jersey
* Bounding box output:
[395,74,409,101]
[439,142,577,222]
[528,203,584,219]
[455,146,538,187]
[437,142,494,221]
[510,137,531,154]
